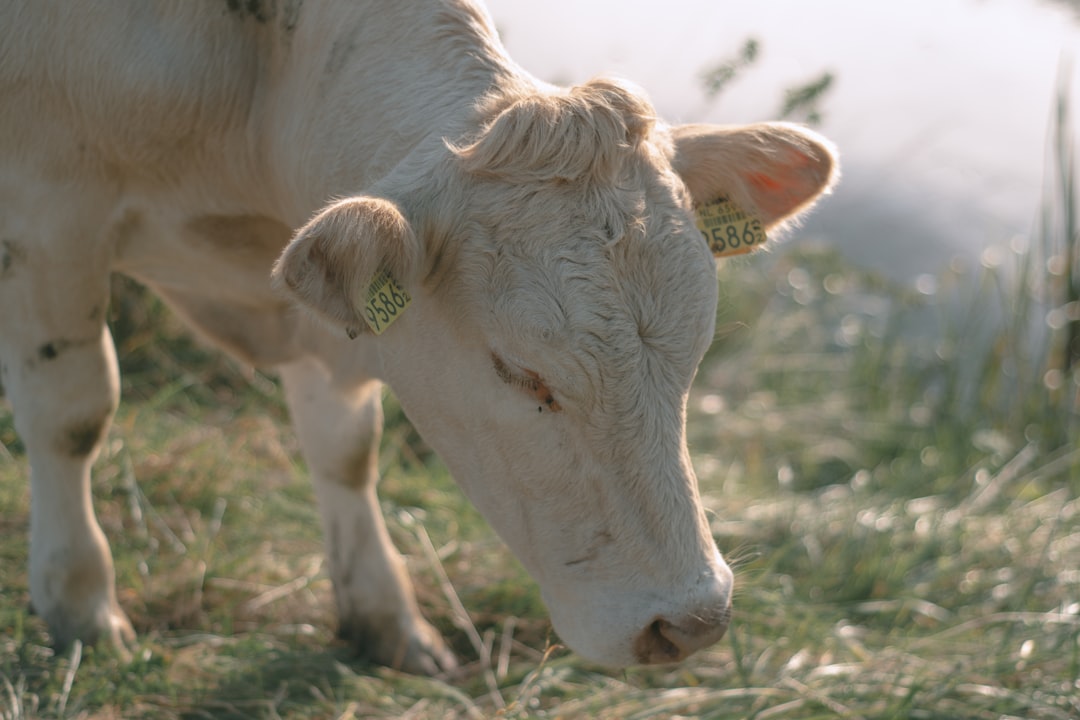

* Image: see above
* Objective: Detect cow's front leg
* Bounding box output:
[279,357,456,675]
[0,250,134,654]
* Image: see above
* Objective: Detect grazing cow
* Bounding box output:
[0,0,837,674]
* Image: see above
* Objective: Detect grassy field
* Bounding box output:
[2,104,1079,720]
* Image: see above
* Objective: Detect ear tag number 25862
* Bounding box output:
[361,269,411,335]
[695,198,766,258]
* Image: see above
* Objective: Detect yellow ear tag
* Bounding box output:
[361,269,411,335]
[695,198,766,257]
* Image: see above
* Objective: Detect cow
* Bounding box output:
[0,0,837,675]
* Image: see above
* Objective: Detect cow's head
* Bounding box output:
[274,79,837,667]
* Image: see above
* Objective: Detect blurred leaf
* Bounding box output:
[779,71,834,126]
[700,37,760,99]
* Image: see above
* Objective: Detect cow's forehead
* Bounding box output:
[472,165,718,405]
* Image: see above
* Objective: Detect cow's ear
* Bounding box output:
[273,196,422,337]
[670,122,838,234]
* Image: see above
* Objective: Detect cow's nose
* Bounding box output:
[632,600,732,664]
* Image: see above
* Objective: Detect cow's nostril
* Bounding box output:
[633,602,732,665]
[634,619,683,664]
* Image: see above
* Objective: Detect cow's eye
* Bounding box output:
[491,353,562,412]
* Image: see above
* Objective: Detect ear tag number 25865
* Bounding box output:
[361,269,411,335]
[695,198,766,258]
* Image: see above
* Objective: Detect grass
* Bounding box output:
[2,96,1079,720]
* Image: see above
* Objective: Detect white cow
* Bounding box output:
[0,0,837,674]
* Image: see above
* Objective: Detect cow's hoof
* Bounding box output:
[394,620,459,677]
[340,614,458,676]
[45,601,136,661]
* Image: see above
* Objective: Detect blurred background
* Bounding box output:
[487,0,1080,281]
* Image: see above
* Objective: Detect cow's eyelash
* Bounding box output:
[492,353,528,387]
[491,353,562,412]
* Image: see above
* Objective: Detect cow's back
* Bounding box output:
[0,2,268,184]
[1,0,516,218]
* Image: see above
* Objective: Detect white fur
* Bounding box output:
[0,0,837,670]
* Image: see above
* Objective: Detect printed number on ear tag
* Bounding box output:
[695,199,766,258]
[362,269,411,335]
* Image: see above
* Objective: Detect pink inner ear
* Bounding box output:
[747,151,825,222]
[748,171,799,220]
[748,172,783,192]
